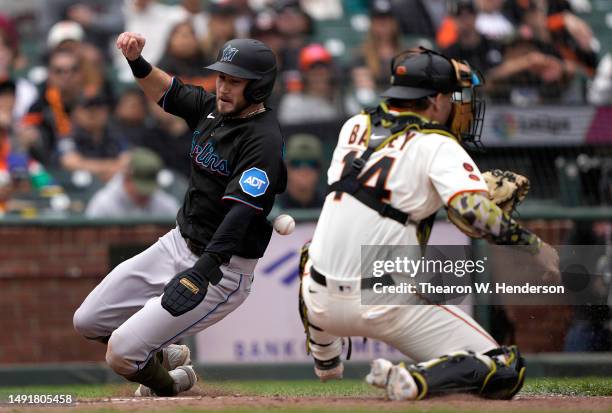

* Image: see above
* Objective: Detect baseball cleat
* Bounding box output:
[313,356,344,382]
[134,383,153,397]
[386,363,418,401]
[365,358,393,388]
[161,344,191,370]
[170,365,198,395]
[135,344,192,397]
[135,365,198,397]
[315,363,344,382]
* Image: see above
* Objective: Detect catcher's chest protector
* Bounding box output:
[328,105,456,244]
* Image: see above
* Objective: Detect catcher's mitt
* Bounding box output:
[484,169,530,215]
[447,169,530,238]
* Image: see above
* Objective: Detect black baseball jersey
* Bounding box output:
[160,77,287,258]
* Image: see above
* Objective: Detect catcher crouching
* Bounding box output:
[298,47,561,401]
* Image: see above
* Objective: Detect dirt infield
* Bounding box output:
[75,394,612,412]
[4,384,611,413]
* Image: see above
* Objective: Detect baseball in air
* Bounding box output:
[273,214,295,235]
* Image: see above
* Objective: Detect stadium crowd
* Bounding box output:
[0,0,608,217]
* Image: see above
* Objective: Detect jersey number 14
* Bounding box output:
[334,151,395,202]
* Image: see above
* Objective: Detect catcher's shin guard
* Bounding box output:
[405,345,525,400]
[480,345,526,399]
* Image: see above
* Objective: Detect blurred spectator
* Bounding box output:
[202,2,239,64]
[274,0,312,71]
[250,10,284,108]
[114,87,153,146]
[0,1,38,17]
[505,0,598,76]
[353,1,403,91]
[38,0,124,57]
[486,2,572,104]
[589,53,612,105]
[300,0,343,20]
[46,20,85,51]
[442,1,504,76]
[158,21,214,90]
[22,48,84,166]
[487,42,568,104]
[277,133,325,209]
[546,0,598,72]
[179,0,210,41]
[0,79,15,135]
[46,21,116,100]
[250,10,283,66]
[0,165,12,214]
[474,0,515,41]
[0,14,19,60]
[391,0,446,39]
[114,0,188,83]
[0,150,34,216]
[85,147,178,218]
[115,88,191,178]
[225,0,257,38]
[0,80,55,215]
[344,67,378,114]
[144,101,191,178]
[79,42,116,100]
[59,92,130,182]
[0,19,38,122]
[278,44,344,124]
[0,80,17,214]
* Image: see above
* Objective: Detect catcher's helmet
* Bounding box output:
[382,47,485,146]
[382,48,467,99]
[205,38,277,103]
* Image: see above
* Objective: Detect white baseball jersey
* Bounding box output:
[309,113,488,281]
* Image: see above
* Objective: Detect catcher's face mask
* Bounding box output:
[448,59,485,148]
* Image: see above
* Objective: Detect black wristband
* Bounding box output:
[127,55,152,78]
[193,253,223,285]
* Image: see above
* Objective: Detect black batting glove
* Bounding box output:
[161,253,224,317]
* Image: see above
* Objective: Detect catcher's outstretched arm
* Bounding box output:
[448,192,542,252]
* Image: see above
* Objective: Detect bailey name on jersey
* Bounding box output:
[343,116,417,152]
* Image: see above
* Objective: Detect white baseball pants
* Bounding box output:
[301,260,499,363]
[73,227,256,375]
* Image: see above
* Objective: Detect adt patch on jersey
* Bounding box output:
[239,167,269,197]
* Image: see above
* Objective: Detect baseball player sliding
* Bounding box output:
[299,48,560,400]
[73,33,286,396]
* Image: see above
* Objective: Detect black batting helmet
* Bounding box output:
[205,38,277,103]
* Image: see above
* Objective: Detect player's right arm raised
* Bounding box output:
[116,32,213,130]
[116,32,172,103]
